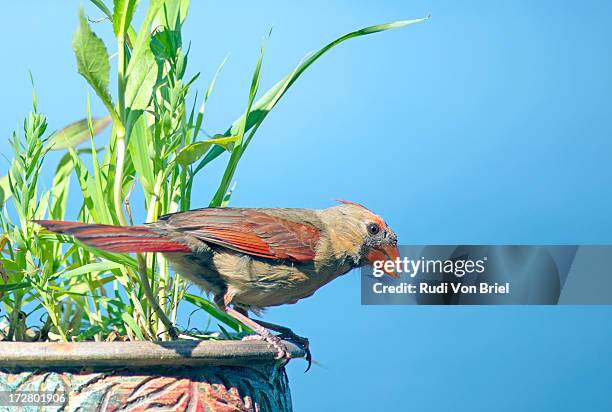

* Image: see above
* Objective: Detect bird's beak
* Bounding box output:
[366,244,401,278]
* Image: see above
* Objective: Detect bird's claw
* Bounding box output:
[242,333,290,360]
[242,331,312,372]
[278,331,312,373]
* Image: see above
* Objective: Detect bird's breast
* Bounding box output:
[212,251,354,308]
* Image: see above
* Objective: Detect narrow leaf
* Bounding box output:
[0,282,31,293]
[176,135,240,166]
[61,261,124,278]
[183,293,250,333]
[192,54,228,142]
[0,175,10,208]
[49,153,73,219]
[92,0,137,46]
[209,37,267,206]
[69,148,112,224]
[125,0,165,111]
[199,17,429,176]
[125,48,158,110]
[153,0,189,30]
[230,18,430,136]
[121,312,145,340]
[113,0,140,37]
[90,0,113,19]
[46,115,111,150]
[127,115,155,197]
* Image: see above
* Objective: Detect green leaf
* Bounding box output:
[73,7,116,119]
[127,115,155,197]
[49,148,103,220]
[91,0,137,47]
[89,0,113,21]
[85,97,110,223]
[127,0,164,63]
[231,18,429,137]
[76,242,140,271]
[202,17,429,200]
[69,148,112,224]
[0,282,31,293]
[183,293,250,333]
[46,115,111,150]
[121,312,145,340]
[0,175,10,208]
[61,261,124,278]
[176,135,240,166]
[90,0,113,19]
[209,36,267,206]
[113,0,139,37]
[153,0,189,30]
[125,0,165,111]
[150,27,182,62]
[125,48,158,111]
[220,182,236,208]
[49,153,73,219]
[192,54,228,142]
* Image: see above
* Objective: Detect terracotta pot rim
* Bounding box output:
[0,339,305,369]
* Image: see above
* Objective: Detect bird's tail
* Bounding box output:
[34,220,191,253]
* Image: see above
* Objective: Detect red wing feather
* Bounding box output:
[158,209,320,262]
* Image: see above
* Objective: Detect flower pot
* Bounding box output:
[0,340,304,411]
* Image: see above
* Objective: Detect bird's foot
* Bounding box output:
[277,331,312,372]
[242,330,312,372]
[242,332,290,360]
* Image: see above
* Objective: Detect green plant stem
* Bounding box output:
[44,297,68,341]
[170,276,181,324]
[114,27,128,227]
[113,133,128,227]
[137,254,178,340]
[146,171,165,223]
[117,35,126,116]
[157,255,169,334]
[145,171,171,336]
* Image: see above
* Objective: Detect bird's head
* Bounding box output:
[324,200,400,278]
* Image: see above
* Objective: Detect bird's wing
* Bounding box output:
[157,208,320,262]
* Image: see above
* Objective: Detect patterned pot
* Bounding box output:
[0,340,304,411]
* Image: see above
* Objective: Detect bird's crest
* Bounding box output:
[335,199,385,228]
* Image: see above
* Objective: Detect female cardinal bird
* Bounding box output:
[35,201,399,367]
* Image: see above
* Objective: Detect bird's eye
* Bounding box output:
[367,223,380,235]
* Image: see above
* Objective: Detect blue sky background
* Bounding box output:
[2,1,612,411]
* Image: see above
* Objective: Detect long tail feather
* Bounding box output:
[34,220,191,253]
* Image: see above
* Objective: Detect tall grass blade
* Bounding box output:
[202,18,428,200]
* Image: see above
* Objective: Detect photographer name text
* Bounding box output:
[373,282,510,295]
